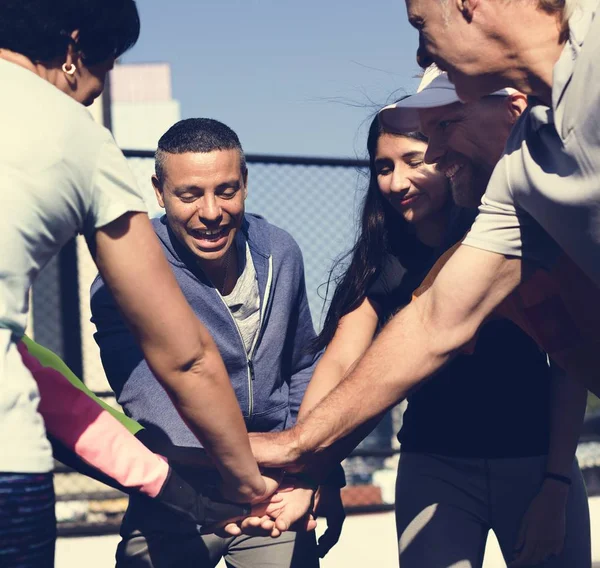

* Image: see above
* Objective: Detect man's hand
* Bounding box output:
[314,485,345,558]
[202,492,286,537]
[249,430,303,471]
[509,480,569,567]
[221,480,317,538]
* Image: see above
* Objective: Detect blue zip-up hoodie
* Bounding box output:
[90,213,319,451]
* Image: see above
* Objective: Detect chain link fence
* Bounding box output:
[34,151,408,535]
[32,151,600,535]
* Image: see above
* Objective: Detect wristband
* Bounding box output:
[543,472,571,486]
[322,463,347,488]
[284,472,319,491]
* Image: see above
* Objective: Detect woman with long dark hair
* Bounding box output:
[298,114,590,567]
[0,2,271,564]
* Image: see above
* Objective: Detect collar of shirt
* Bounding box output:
[552,0,599,131]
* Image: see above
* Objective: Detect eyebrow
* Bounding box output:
[173,185,202,193]
[216,180,241,190]
[402,151,424,160]
[374,151,424,166]
[173,180,241,193]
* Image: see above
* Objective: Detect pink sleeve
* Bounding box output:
[18,342,169,498]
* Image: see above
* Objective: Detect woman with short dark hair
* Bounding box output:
[0,2,270,564]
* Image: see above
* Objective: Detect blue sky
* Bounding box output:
[122,0,422,158]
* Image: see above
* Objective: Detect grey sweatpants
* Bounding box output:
[395,453,590,568]
[115,528,319,568]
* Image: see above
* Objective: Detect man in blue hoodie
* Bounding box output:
[90,118,330,567]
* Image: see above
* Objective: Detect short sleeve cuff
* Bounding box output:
[87,139,148,234]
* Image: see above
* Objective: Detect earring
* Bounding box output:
[62,63,77,76]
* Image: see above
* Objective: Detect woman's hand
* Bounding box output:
[509,479,569,567]
[221,469,283,505]
[220,479,317,538]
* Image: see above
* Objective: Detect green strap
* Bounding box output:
[21,335,144,436]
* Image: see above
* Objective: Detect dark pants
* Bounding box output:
[0,472,56,568]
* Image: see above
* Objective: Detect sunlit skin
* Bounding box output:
[375,134,449,228]
[418,95,527,208]
[152,149,247,288]
[405,0,508,101]
[76,57,115,106]
[405,0,565,104]
[0,29,115,108]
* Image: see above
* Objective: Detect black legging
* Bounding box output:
[0,472,56,567]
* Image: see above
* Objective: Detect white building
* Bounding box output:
[110,62,181,151]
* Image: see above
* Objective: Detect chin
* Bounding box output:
[451,71,492,103]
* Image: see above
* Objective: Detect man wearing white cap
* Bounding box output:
[377,68,592,567]
[380,65,521,209]
[249,0,600,459]
[250,62,599,561]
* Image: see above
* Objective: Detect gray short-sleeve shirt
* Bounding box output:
[463,0,600,285]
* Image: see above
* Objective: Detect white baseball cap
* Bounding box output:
[379,64,516,133]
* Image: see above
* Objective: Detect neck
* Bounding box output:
[493,9,566,105]
[0,49,56,83]
[200,245,239,295]
[414,209,449,248]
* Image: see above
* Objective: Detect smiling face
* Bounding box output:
[406,0,512,101]
[374,133,449,224]
[418,98,512,208]
[152,149,247,274]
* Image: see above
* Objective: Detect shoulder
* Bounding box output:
[245,213,303,259]
[0,61,112,171]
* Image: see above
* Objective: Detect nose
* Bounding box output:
[417,35,433,69]
[198,194,223,223]
[389,168,411,193]
[424,136,444,165]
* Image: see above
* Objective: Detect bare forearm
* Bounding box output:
[152,334,264,497]
[299,298,379,420]
[254,247,522,470]
[295,250,520,457]
[296,299,459,455]
[298,356,348,421]
[546,363,587,477]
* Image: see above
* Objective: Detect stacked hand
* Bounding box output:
[509,479,568,567]
[220,477,317,538]
[201,429,345,557]
[214,480,345,558]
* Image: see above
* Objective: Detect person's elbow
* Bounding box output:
[148,328,222,397]
[416,288,484,359]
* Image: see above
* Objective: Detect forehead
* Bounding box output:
[376,133,427,156]
[162,149,243,183]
